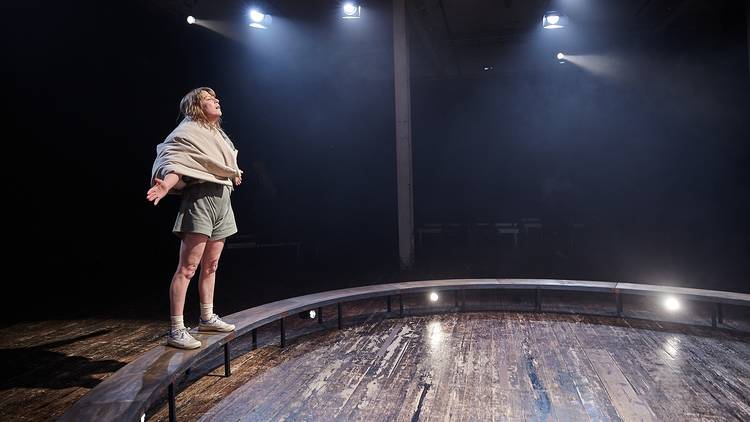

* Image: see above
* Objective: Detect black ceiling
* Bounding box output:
[149,0,746,79]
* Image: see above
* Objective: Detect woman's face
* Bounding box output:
[200,91,222,122]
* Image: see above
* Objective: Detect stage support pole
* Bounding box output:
[393,0,415,270]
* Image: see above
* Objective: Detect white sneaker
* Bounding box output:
[199,314,236,332]
[167,327,202,349]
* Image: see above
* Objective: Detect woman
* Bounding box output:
[147,87,243,349]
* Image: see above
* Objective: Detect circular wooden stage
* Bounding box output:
[4,289,749,421]
[146,297,750,421]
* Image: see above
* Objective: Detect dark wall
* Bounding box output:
[412,24,750,292]
[6,1,399,319]
[4,1,749,320]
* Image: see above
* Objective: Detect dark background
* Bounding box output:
[4,0,749,322]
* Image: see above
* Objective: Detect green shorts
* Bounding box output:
[173,182,237,241]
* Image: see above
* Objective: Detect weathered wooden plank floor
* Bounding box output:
[0,318,167,421]
[152,305,750,421]
[1,293,749,421]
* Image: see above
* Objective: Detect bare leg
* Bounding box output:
[198,238,226,306]
[170,233,209,316]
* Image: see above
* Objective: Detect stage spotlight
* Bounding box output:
[249,8,272,29]
[664,296,680,312]
[429,292,439,302]
[342,2,361,19]
[186,16,196,25]
[556,52,567,64]
[543,11,567,29]
[250,9,265,22]
[298,309,317,319]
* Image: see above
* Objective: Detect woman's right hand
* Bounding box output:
[146,178,170,205]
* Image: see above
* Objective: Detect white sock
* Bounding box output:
[200,303,214,321]
[170,315,185,332]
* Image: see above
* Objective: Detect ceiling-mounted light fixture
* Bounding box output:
[249,8,273,29]
[342,2,362,19]
[543,11,568,29]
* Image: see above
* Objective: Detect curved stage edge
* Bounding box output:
[58,279,750,421]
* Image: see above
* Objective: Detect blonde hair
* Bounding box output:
[179,87,222,128]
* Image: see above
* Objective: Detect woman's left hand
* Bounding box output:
[147,178,170,205]
[234,175,242,186]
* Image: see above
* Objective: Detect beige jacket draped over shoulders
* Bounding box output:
[151,118,242,194]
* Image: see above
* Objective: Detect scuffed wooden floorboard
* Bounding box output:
[3,298,750,422]
[585,348,656,421]
[0,318,165,422]
[193,311,750,422]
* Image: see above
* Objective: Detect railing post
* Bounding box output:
[616,292,623,317]
[387,295,392,313]
[223,343,231,377]
[280,318,286,348]
[337,303,343,329]
[399,294,404,317]
[535,289,542,311]
[168,382,177,422]
[454,290,459,309]
[717,303,723,324]
[318,307,323,324]
[251,328,257,350]
[711,306,717,328]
